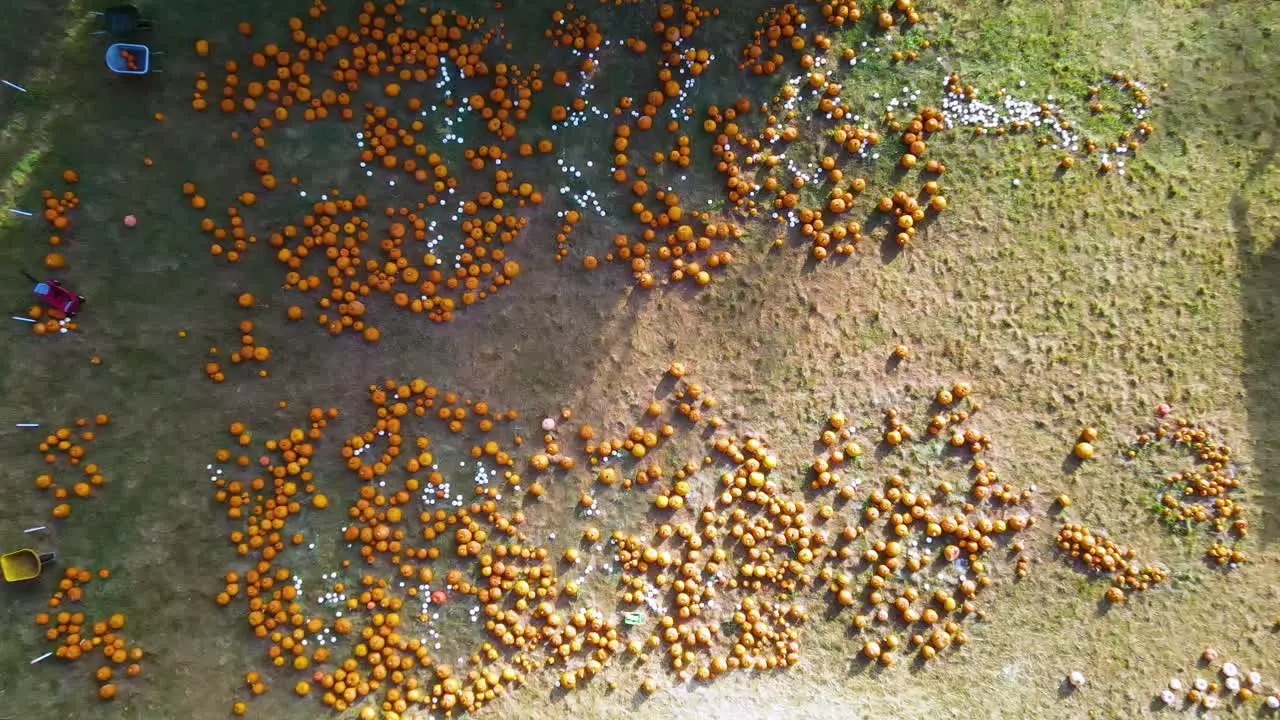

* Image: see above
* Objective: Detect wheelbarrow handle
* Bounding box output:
[21,270,39,284]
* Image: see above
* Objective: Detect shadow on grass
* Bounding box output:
[1060,453,1083,474]
[845,653,890,678]
[1236,134,1280,541]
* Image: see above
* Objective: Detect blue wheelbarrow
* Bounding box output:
[105,42,160,74]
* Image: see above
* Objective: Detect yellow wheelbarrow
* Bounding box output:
[2,548,56,582]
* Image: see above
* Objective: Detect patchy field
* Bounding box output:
[1,0,1279,719]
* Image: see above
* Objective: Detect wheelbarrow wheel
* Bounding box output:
[39,552,56,565]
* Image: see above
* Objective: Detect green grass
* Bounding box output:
[0,0,1278,718]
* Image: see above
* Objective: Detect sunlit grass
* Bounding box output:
[0,0,94,222]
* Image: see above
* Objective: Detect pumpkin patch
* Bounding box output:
[175,0,1165,365]
[197,370,1051,715]
[1125,411,1248,564]
[3,0,1277,717]
[32,566,145,701]
[1158,651,1278,710]
[30,414,112,519]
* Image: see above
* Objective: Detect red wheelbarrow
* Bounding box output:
[22,271,85,317]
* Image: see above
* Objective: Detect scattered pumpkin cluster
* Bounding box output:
[208,388,576,717]
[942,70,1157,172]
[182,0,782,316]
[31,414,112,519]
[1157,648,1279,710]
[738,2,918,75]
[1127,411,1247,565]
[267,191,531,327]
[170,0,1174,390]
[1083,72,1156,173]
[541,372,1035,673]
[544,6,604,51]
[874,184,947,250]
[566,0,748,288]
[43,173,80,268]
[718,21,1160,264]
[205,312,275,382]
[26,177,83,335]
[1,1,1225,716]
[206,390,551,716]
[206,408,351,711]
[186,0,593,338]
[700,81,952,259]
[33,567,144,701]
[116,47,143,72]
[1072,425,1099,460]
[1055,523,1168,603]
[168,0,1174,399]
[194,363,1059,717]
[87,3,1191,712]
[25,303,81,336]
